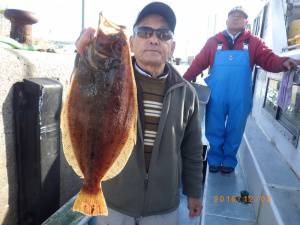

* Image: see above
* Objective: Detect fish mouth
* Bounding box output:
[93,36,125,61]
[93,13,126,59]
[94,48,110,59]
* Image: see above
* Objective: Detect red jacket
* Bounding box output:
[183,30,289,81]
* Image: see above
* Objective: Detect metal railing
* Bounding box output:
[42,196,91,225]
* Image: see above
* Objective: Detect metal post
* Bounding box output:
[82,0,85,30]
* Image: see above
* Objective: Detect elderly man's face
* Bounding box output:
[130,14,175,69]
[226,12,248,32]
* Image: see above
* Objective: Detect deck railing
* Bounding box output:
[42,196,91,225]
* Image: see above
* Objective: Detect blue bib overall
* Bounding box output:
[205,43,252,168]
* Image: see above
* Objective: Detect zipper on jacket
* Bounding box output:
[141,173,149,216]
[135,217,141,225]
[144,173,149,188]
[140,81,187,216]
[149,82,186,153]
[140,83,186,216]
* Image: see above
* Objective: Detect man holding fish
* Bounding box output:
[73,2,203,224]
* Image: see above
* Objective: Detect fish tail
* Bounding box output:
[73,186,108,216]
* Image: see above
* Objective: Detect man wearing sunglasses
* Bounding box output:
[76,2,203,225]
[184,6,300,174]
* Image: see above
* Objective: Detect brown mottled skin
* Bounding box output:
[67,26,135,194]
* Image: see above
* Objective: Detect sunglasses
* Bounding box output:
[134,26,173,41]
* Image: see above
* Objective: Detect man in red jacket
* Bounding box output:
[184,6,299,174]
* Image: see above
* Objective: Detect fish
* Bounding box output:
[60,13,137,216]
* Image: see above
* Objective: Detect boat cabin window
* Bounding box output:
[264,76,300,146]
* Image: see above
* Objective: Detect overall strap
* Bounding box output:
[216,39,249,50]
[243,39,249,50]
[217,40,223,50]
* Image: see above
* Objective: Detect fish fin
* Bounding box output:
[73,186,108,216]
[102,115,137,181]
[98,13,124,34]
[60,91,84,178]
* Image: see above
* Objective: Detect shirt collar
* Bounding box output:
[134,62,169,79]
[226,30,242,42]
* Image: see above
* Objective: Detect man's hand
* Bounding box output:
[187,197,202,218]
[282,58,300,71]
[75,27,96,55]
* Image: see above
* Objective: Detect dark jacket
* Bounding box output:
[102,60,203,217]
[184,30,289,81]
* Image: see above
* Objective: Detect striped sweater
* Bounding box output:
[135,66,167,172]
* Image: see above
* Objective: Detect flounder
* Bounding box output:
[61,14,137,216]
